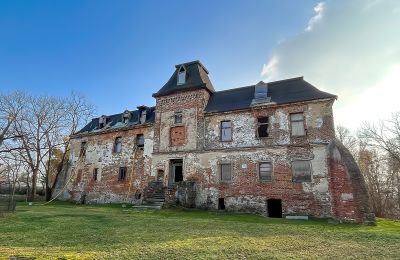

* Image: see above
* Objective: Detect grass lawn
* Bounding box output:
[0,202,399,259]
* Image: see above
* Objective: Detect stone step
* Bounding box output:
[146,199,165,203]
[132,205,162,210]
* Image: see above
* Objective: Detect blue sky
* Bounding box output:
[1,0,399,130]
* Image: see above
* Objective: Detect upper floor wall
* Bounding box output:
[204,99,335,150]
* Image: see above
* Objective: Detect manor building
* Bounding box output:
[56,60,375,224]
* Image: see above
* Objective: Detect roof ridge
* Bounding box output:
[93,106,155,119]
[175,60,209,74]
[267,76,304,85]
[214,85,255,93]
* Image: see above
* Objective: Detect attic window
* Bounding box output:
[123,111,131,124]
[140,109,147,124]
[99,116,108,128]
[177,66,186,85]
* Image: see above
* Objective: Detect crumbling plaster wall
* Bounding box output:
[152,144,333,217]
[57,126,154,203]
[204,99,335,149]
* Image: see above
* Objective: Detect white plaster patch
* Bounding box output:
[341,193,354,201]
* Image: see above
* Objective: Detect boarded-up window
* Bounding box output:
[292,160,312,182]
[93,168,98,181]
[170,126,186,146]
[80,142,87,157]
[220,163,232,182]
[259,162,272,181]
[136,134,144,149]
[221,121,232,141]
[290,113,305,136]
[118,167,127,181]
[257,117,269,137]
[114,137,122,153]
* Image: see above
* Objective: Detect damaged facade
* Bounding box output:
[55,60,375,224]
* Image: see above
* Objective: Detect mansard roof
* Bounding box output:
[204,77,336,113]
[153,60,215,97]
[75,106,155,135]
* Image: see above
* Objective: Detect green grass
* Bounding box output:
[0,202,399,259]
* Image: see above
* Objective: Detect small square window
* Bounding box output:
[174,113,182,124]
[221,121,232,142]
[292,160,312,182]
[259,162,272,181]
[118,167,127,181]
[220,163,232,182]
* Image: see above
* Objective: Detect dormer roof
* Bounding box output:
[153,60,215,97]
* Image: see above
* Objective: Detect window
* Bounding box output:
[118,167,127,181]
[99,116,107,128]
[290,113,305,136]
[114,137,122,153]
[177,66,186,85]
[123,111,131,124]
[292,160,312,182]
[136,134,144,149]
[80,142,87,157]
[174,112,182,124]
[140,109,147,124]
[220,163,232,182]
[93,168,98,182]
[259,162,272,181]
[220,121,232,141]
[257,117,269,138]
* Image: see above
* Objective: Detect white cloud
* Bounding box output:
[305,2,325,32]
[261,0,400,131]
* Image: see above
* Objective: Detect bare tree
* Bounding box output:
[359,112,400,218]
[13,95,65,201]
[336,125,358,159]
[0,91,25,152]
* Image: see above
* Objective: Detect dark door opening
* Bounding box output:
[267,199,282,218]
[218,198,225,210]
[170,159,183,184]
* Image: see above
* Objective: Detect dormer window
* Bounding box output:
[99,116,108,129]
[122,110,131,124]
[177,66,186,85]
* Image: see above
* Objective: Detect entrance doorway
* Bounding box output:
[170,159,183,184]
[267,199,282,218]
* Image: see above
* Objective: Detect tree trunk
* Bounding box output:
[29,168,38,202]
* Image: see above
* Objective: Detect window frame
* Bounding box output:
[219,162,232,183]
[291,160,312,183]
[177,66,186,85]
[258,161,273,182]
[136,134,144,149]
[113,136,122,153]
[79,141,87,157]
[220,120,232,142]
[257,116,270,138]
[118,167,127,181]
[290,112,306,137]
[174,112,183,124]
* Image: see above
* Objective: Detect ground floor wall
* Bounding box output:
[152,145,334,218]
